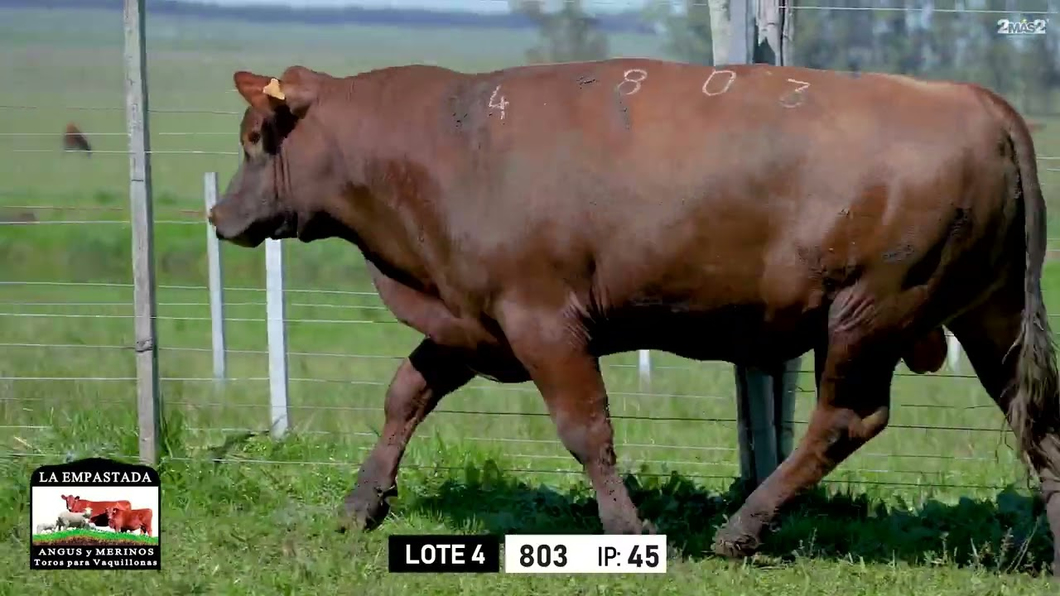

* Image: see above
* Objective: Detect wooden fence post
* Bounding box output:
[123,0,161,465]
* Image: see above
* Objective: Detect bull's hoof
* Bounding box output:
[601,511,653,535]
[339,483,397,534]
[641,519,659,535]
[711,522,762,559]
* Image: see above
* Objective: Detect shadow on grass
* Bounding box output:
[405,461,1054,575]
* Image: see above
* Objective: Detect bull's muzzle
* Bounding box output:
[208,203,264,248]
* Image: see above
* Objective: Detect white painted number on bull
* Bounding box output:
[780,79,810,108]
[488,85,508,120]
[701,69,736,97]
[616,69,648,96]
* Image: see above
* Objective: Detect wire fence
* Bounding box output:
[1,0,1058,498]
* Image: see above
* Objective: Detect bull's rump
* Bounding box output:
[434,60,1015,354]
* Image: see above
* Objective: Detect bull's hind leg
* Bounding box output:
[713,299,899,557]
[341,339,474,531]
[948,290,1060,575]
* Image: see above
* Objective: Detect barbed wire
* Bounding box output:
[0,1,1048,504]
[0,373,1003,424]
[0,132,232,137]
[0,419,1002,465]
[0,105,242,115]
[0,445,1017,491]
[0,361,991,411]
[785,4,1056,15]
[0,451,1016,492]
[3,144,1059,163]
[0,301,389,311]
[0,281,382,296]
[5,149,239,156]
[0,331,1008,382]
[0,221,202,226]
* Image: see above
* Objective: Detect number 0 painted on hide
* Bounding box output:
[702,69,736,97]
[616,69,648,96]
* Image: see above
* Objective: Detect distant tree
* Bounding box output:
[643,0,715,65]
[511,0,610,64]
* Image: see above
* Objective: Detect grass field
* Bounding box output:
[32,528,158,546]
[2,5,1060,595]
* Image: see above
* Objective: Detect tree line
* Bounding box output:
[530,0,1060,114]
[6,0,1056,112]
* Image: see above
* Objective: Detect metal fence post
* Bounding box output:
[123,0,160,465]
[774,357,799,463]
[638,349,651,392]
[728,0,801,489]
[203,172,227,382]
[726,0,759,487]
[265,239,290,438]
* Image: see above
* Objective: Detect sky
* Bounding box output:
[174,0,645,15]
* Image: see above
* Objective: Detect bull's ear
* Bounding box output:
[265,65,323,118]
[234,71,281,114]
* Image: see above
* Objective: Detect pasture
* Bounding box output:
[2,5,1060,594]
[32,528,158,546]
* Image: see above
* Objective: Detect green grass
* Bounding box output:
[32,527,158,545]
[1,6,1060,595]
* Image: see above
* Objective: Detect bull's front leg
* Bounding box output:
[341,339,474,532]
[499,302,652,535]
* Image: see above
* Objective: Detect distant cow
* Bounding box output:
[62,122,91,154]
[56,510,92,530]
[62,494,131,527]
[107,507,153,536]
[35,522,57,534]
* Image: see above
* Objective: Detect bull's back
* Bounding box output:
[442,60,1012,359]
[465,61,994,286]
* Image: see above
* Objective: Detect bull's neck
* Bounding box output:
[322,67,457,295]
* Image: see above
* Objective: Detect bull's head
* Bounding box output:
[209,66,341,247]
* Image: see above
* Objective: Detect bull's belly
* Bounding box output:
[589,303,824,366]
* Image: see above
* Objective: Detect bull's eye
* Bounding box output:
[247,131,261,145]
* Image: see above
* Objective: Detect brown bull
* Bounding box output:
[208,58,1060,574]
[62,494,131,527]
[107,506,153,537]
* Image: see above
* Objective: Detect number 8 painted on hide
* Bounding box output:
[616,69,648,96]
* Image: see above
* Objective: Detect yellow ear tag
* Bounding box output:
[262,78,285,100]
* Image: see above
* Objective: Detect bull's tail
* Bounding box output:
[1005,103,1060,479]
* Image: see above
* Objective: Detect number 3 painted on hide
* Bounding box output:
[780,78,810,108]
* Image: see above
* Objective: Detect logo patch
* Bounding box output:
[30,457,160,570]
